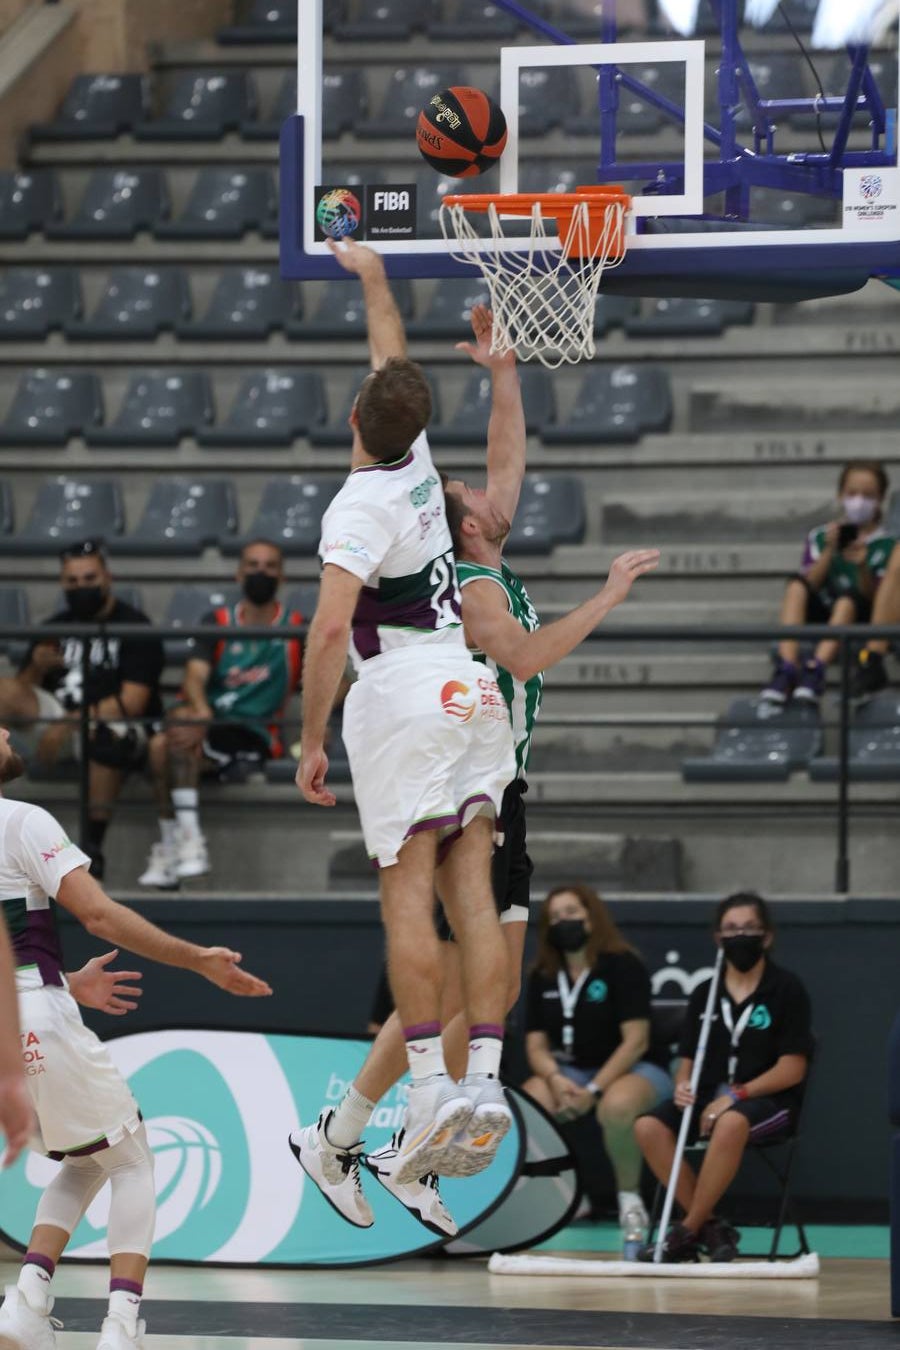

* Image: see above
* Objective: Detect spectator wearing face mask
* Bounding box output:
[139,539,303,888]
[522,883,673,1238]
[761,459,894,706]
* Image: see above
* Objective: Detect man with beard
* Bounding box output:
[0,540,164,880]
[0,725,271,1350]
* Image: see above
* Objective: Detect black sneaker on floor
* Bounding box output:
[850,649,887,700]
[699,1215,740,1262]
[637,1221,700,1263]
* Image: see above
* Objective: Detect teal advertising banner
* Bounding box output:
[0,1030,522,1266]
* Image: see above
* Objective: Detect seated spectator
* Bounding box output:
[635,890,813,1263]
[851,538,900,697]
[0,539,163,879]
[139,539,302,888]
[761,459,894,705]
[522,883,673,1238]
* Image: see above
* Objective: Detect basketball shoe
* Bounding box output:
[393,1075,474,1184]
[288,1112,373,1227]
[97,1314,146,1349]
[438,1075,512,1178]
[175,830,209,880]
[138,840,179,889]
[0,1284,61,1350]
[365,1134,458,1237]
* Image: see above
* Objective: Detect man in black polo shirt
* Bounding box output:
[0,540,164,879]
[635,890,813,1262]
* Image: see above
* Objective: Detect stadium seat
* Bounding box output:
[428,1,521,41]
[334,0,441,42]
[752,187,839,228]
[0,586,29,657]
[197,369,327,446]
[413,164,483,239]
[430,367,556,446]
[85,371,213,447]
[217,0,298,43]
[0,371,103,445]
[323,67,368,140]
[162,582,241,664]
[0,478,125,557]
[359,65,466,139]
[505,474,586,555]
[0,171,62,239]
[541,364,672,444]
[519,161,603,197]
[223,476,341,556]
[116,478,238,556]
[135,71,257,140]
[789,50,898,130]
[177,268,298,340]
[0,268,82,340]
[681,699,822,782]
[45,169,168,239]
[809,694,900,782]
[0,482,11,537]
[309,368,440,447]
[518,68,581,136]
[155,169,276,239]
[242,71,297,140]
[407,278,490,339]
[624,297,755,336]
[31,74,148,140]
[66,267,191,340]
[297,278,412,339]
[551,1,607,37]
[595,294,640,333]
[735,54,809,133]
[283,583,320,623]
[567,63,685,138]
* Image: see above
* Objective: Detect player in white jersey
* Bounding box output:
[293,239,516,1193]
[0,726,271,1350]
[0,912,34,1170]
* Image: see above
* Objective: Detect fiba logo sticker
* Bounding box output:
[314,185,363,241]
[860,174,883,201]
[441,680,476,721]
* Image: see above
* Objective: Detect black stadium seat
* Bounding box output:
[0,482,12,538]
[217,0,298,43]
[0,478,125,557]
[135,71,257,140]
[359,64,466,139]
[0,171,62,239]
[323,67,368,140]
[429,1,521,40]
[309,368,440,447]
[117,478,238,556]
[177,268,298,340]
[334,0,441,42]
[808,694,900,782]
[682,699,822,782]
[0,268,82,340]
[31,74,148,140]
[624,297,755,336]
[66,267,191,340]
[506,475,587,555]
[86,371,214,447]
[408,278,490,339]
[46,169,168,240]
[224,476,341,556]
[0,371,103,445]
[162,583,241,663]
[518,68,581,136]
[242,71,297,140]
[542,363,672,444]
[431,366,556,446]
[197,370,327,447]
[297,277,411,339]
[0,586,29,656]
[155,169,276,239]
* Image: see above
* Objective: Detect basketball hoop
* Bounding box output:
[440,187,631,368]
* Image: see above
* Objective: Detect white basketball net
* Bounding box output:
[440,197,628,368]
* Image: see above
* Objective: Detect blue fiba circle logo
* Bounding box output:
[860,174,883,201]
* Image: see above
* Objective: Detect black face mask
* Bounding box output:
[66,586,107,621]
[721,934,766,973]
[549,919,589,954]
[242,572,279,606]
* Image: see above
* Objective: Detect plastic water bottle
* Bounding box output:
[622,1207,646,1261]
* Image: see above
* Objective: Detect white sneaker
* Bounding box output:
[97,1315,146,1350]
[393,1076,474,1185]
[137,840,179,889]
[618,1194,649,1231]
[175,830,209,880]
[365,1134,458,1237]
[0,1285,62,1350]
[288,1112,374,1228]
[438,1076,512,1178]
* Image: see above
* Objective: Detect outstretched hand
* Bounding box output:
[603,548,661,607]
[455,303,514,368]
[68,950,143,1016]
[197,947,272,997]
[0,1073,35,1169]
[326,236,385,278]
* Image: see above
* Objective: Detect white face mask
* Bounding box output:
[842,494,879,526]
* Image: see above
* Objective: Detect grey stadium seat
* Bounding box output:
[224,476,341,556]
[518,68,581,136]
[309,368,440,447]
[551,1,607,37]
[595,294,641,334]
[197,369,327,447]
[885,490,900,539]
[0,586,29,657]
[283,583,319,624]
[414,165,483,240]
[297,277,411,339]
[135,71,257,140]
[0,478,125,557]
[431,366,556,446]
[116,478,238,556]
[155,169,276,240]
[242,71,298,140]
[31,74,148,141]
[45,169,168,240]
[177,267,298,340]
[85,371,213,447]
[66,267,191,340]
[323,68,368,140]
[359,64,466,139]
[428,1,521,40]
[0,171,62,239]
[0,371,103,446]
[0,482,12,537]
[809,694,900,782]
[735,55,809,132]
[217,0,298,43]
[334,0,440,42]
[408,278,490,339]
[542,364,672,444]
[506,475,586,555]
[568,63,685,138]
[681,699,822,783]
[752,187,838,228]
[0,268,83,340]
[162,583,240,664]
[625,297,755,336]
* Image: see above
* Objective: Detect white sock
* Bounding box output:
[466,1024,504,1079]
[108,1287,141,1335]
[17,1262,53,1313]
[325,1084,376,1150]
[160,818,178,848]
[404,1028,447,1083]
[171,788,200,836]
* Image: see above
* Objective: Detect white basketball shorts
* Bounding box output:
[342,646,516,868]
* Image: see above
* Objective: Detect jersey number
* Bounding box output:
[429,552,460,627]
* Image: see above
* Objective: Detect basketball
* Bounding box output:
[416,86,508,178]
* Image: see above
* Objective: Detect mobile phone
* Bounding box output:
[837,523,859,550]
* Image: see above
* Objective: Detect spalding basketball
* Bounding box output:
[416,86,508,178]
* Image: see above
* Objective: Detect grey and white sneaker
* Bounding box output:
[97,1314,147,1349]
[176,830,209,880]
[138,840,179,889]
[438,1075,512,1178]
[0,1284,62,1349]
[288,1112,374,1228]
[365,1132,458,1237]
[393,1075,474,1184]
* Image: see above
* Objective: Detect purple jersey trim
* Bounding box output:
[13,908,65,988]
[352,450,415,475]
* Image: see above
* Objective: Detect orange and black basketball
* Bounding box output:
[416,86,508,178]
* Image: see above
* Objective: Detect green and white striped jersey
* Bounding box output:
[457,560,543,776]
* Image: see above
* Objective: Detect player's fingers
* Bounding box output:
[96,949,119,966]
[113,983,143,997]
[454,341,476,357]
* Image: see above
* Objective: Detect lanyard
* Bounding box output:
[557,969,590,1056]
[720,999,755,1084]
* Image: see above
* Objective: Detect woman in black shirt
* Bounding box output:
[523,883,673,1233]
[635,890,813,1263]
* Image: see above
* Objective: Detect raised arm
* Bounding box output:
[327,237,406,369]
[457,305,525,523]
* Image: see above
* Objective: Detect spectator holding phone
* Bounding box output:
[761,459,894,706]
